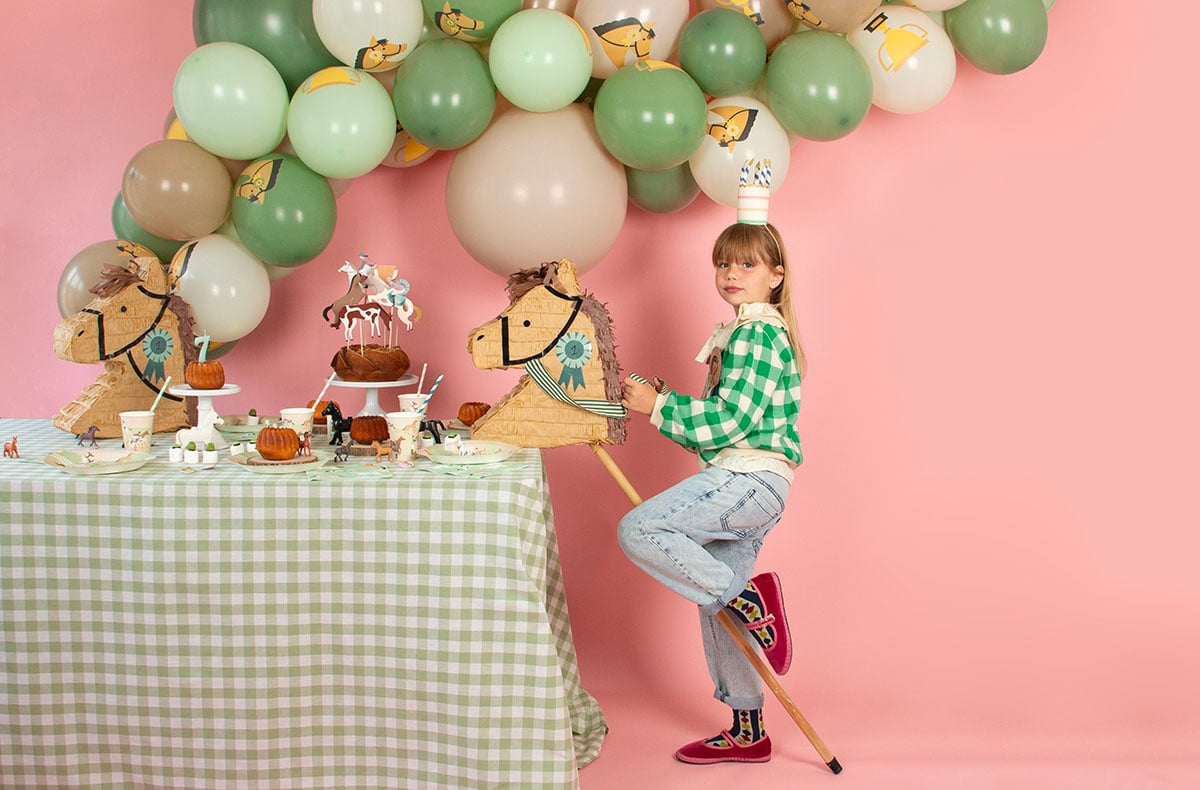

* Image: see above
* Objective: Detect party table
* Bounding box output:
[0,418,605,789]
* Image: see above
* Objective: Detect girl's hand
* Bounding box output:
[622,376,660,415]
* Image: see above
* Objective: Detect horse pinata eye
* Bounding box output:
[523,320,531,327]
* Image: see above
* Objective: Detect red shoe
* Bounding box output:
[674,732,772,764]
[746,571,792,675]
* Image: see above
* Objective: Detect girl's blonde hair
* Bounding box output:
[712,222,807,380]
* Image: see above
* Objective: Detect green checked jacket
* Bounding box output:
[651,303,803,478]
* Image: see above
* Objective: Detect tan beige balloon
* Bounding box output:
[790,0,882,33]
[121,140,232,241]
[445,105,627,276]
[696,0,796,52]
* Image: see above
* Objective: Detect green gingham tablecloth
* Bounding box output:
[0,419,606,789]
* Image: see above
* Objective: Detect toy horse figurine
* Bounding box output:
[322,402,353,445]
[53,257,197,438]
[466,258,626,448]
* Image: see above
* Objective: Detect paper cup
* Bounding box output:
[119,410,154,453]
[396,393,427,413]
[385,411,423,461]
[279,407,314,438]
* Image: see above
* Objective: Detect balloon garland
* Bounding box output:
[56,0,1052,346]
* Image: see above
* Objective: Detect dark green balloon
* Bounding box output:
[594,64,708,172]
[678,9,766,98]
[764,31,872,142]
[420,0,521,44]
[194,0,339,95]
[231,154,336,266]
[392,39,496,150]
[111,192,184,265]
[626,163,701,214]
[945,0,1048,75]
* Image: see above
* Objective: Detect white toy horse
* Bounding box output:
[175,411,225,450]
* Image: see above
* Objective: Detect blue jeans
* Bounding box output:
[618,466,789,710]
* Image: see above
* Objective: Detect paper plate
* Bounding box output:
[422,440,518,466]
[215,415,278,440]
[228,452,325,475]
[43,448,154,476]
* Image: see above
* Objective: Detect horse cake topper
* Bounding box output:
[323,252,421,381]
[737,158,772,225]
[466,258,626,448]
[53,255,198,438]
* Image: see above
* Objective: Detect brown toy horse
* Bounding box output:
[53,257,197,438]
[3,436,17,459]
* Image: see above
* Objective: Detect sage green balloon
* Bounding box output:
[593,63,708,171]
[231,154,336,266]
[392,39,496,149]
[489,9,592,113]
[764,31,872,142]
[421,0,521,43]
[678,9,766,98]
[111,192,185,266]
[945,0,1048,75]
[193,0,339,95]
[626,163,701,214]
[288,67,397,178]
[173,42,290,160]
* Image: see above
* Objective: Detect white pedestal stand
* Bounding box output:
[326,374,418,417]
[168,384,241,449]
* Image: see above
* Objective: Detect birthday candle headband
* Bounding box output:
[737,159,772,226]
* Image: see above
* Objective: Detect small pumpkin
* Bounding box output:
[256,425,299,460]
[307,399,339,425]
[185,360,225,389]
[457,401,490,426]
[350,415,389,446]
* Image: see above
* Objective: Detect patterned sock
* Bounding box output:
[725,580,778,651]
[704,709,766,747]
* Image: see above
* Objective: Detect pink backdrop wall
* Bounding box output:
[3,2,1197,782]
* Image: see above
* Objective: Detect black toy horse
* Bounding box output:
[321,402,353,445]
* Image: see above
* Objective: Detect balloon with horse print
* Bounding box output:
[53,257,198,438]
[466,258,626,448]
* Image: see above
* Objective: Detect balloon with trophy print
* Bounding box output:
[312,0,424,72]
[422,0,522,43]
[847,5,957,114]
[231,154,337,267]
[689,95,790,207]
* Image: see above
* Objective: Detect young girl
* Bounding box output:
[619,220,805,765]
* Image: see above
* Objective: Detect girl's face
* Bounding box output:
[714,253,783,311]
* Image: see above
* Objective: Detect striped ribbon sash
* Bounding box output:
[524,359,627,419]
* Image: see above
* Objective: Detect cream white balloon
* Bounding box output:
[912,0,967,10]
[848,5,955,114]
[312,0,425,72]
[574,0,691,78]
[688,95,790,208]
[169,234,271,342]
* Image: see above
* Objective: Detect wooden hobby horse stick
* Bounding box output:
[589,443,843,775]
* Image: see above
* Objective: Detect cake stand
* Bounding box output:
[327,374,418,417]
[169,383,241,449]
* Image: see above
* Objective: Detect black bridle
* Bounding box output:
[500,285,583,366]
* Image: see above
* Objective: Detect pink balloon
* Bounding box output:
[446,106,627,276]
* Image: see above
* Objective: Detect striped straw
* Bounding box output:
[420,373,443,414]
